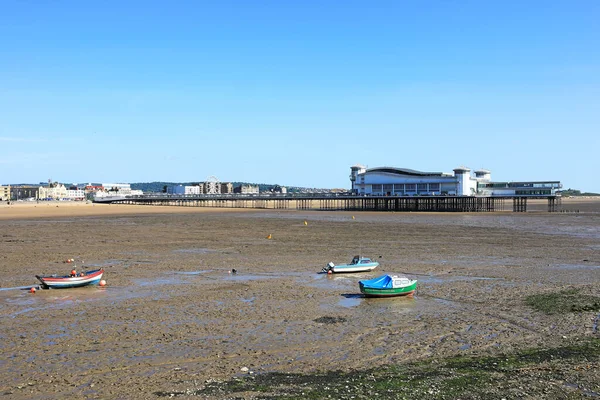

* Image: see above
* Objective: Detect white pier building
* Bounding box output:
[350,165,561,197]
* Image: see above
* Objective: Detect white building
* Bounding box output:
[66,188,86,200]
[350,164,477,196]
[94,183,143,199]
[39,183,68,200]
[170,185,201,195]
[350,164,561,197]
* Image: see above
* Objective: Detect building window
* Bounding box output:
[371,184,383,193]
[405,184,416,192]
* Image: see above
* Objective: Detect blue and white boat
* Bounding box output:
[323,255,379,274]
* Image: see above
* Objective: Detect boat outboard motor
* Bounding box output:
[323,261,335,273]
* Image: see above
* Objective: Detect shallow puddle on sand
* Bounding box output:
[172,248,219,254]
[223,273,278,282]
[419,275,500,284]
[306,272,377,290]
[174,270,212,275]
[0,283,174,318]
[550,263,600,270]
[78,259,127,267]
[135,275,194,287]
[338,294,362,307]
[2,287,113,317]
[361,296,418,314]
[324,293,419,313]
[0,285,37,292]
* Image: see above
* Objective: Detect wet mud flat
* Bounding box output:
[0,202,599,399]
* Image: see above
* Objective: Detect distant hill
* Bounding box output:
[130,182,307,193]
[560,189,600,197]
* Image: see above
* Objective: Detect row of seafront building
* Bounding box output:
[0,180,285,202]
[0,183,143,202]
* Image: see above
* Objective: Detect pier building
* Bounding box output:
[350,164,561,197]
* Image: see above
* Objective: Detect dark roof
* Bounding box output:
[365,167,446,177]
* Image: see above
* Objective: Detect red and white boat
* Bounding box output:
[36,268,104,289]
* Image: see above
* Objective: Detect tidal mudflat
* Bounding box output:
[1,200,598,398]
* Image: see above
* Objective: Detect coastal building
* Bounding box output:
[221,183,233,194]
[0,185,10,201]
[268,185,287,194]
[66,186,86,200]
[350,164,561,197]
[234,184,260,194]
[93,183,143,199]
[11,185,40,200]
[169,185,201,195]
[38,183,68,200]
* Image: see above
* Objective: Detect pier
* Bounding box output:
[95,194,562,212]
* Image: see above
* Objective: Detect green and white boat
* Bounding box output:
[359,274,417,297]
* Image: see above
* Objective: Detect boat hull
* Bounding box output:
[36,269,104,289]
[332,264,378,273]
[324,257,379,274]
[359,279,417,298]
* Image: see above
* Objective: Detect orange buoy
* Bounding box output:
[30,287,36,293]
[99,280,106,287]
[266,234,272,239]
[327,270,332,275]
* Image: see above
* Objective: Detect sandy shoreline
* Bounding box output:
[1,200,599,398]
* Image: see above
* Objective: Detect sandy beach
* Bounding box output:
[1,199,599,398]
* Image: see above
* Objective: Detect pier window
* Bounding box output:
[429,183,440,192]
[417,183,427,193]
[405,183,416,192]
[371,184,383,193]
[393,184,404,194]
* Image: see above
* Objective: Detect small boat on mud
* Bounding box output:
[323,255,379,274]
[36,268,104,289]
[359,274,417,297]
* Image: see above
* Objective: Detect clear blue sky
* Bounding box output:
[1,1,598,191]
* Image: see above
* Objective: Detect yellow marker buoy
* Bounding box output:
[352,216,355,220]
[304,220,308,226]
